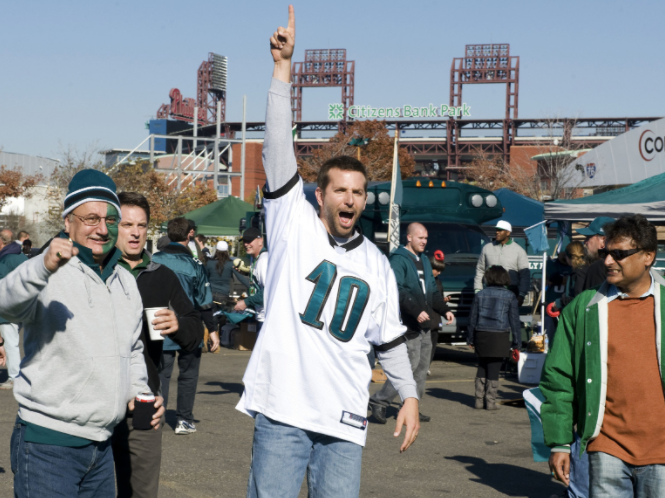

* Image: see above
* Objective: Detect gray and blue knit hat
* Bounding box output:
[62,169,121,219]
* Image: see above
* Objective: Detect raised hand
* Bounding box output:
[270,5,295,63]
[44,238,79,273]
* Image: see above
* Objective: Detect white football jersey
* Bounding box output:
[236,174,405,446]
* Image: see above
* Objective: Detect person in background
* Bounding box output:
[468,265,521,410]
[549,241,588,315]
[16,230,30,244]
[153,217,218,436]
[428,250,451,366]
[207,241,249,305]
[370,223,453,424]
[21,239,32,257]
[575,216,615,294]
[195,234,211,261]
[544,250,572,344]
[113,192,203,498]
[474,220,530,305]
[186,219,206,261]
[0,229,28,390]
[234,227,268,329]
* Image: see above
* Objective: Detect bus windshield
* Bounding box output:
[400,222,490,258]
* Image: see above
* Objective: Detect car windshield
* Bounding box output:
[400,222,489,257]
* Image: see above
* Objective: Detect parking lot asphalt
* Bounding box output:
[0,345,564,497]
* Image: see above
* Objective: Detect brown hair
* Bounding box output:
[565,241,586,269]
[430,256,446,272]
[167,217,190,242]
[317,156,368,193]
[118,192,151,222]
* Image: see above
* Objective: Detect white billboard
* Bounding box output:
[564,117,665,187]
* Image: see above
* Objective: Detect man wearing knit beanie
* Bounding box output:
[0,169,162,497]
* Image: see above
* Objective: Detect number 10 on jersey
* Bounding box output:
[299,261,370,342]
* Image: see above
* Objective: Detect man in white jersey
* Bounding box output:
[236,6,420,497]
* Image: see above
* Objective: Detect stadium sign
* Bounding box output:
[328,103,471,120]
[563,117,665,187]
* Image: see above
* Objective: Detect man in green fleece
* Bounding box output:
[370,223,453,423]
[0,169,162,498]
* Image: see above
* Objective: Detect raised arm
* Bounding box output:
[263,5,298,192]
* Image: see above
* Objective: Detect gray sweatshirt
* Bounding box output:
[474,238,530,294]
[0,253,150,441]
[264,78,416,401]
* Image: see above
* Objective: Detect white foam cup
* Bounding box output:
[145,307,168,341]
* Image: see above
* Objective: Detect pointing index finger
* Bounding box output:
[287,4,295,32]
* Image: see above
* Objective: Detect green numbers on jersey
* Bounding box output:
[299,261,371,342]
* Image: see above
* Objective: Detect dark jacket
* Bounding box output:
[430,279,446,330]
[468,286,521,350]
[0,242,28,325]
[557,264,588,310]
[153,242,213,350]
[206,259,248,300]
[389,246,449,334]
[579,259,606,294]
[135,255,204,394]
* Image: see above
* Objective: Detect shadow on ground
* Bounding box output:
[426,387,475,407]
[446,455,564,497]
[198,381,245,396]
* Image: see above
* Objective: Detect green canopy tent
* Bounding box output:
[544,172,665,222]
[160,196,254,236]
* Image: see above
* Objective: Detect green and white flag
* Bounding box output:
[388,131,403,253]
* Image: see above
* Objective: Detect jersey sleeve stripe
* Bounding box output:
[263,172,300,200]
[373,334,407,352]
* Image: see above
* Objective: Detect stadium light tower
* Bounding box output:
[291,49,354,122]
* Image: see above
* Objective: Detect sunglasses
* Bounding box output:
[598,248,642,261]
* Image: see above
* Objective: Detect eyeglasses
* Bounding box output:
[72,214,118,227]
[597,248,642,261]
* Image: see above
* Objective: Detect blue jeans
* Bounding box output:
[10,421,114,497]
[568,433,590,498]
[247,413,363,498]
[589,451,665,497]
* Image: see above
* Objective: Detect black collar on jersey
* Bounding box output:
[263,172,300,199]
[327,229,364,252]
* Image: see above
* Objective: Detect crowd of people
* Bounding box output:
[0,6,663,498]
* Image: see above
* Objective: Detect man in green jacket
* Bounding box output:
[370,223,453,423]
[541,214,665,496]
[0,229,28,390]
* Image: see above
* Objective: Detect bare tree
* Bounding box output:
[466,117,589,201]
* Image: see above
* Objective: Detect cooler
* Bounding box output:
[518,352,547,384]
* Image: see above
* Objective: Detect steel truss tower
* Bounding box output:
[291,49,354,122]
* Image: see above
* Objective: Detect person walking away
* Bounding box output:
[574,216,615,295]
[474,220,530,305]
[543,214,665,497]
[153,217,218,435]
[0,169,161,497]
[237,9,420,497]
[468,265,520,410]
[369,223,453,424]
[0,229,28,390]
[428,250,450,366]
[234,227,268,330]
[112,192,204,498]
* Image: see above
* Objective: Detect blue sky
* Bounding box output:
[1,0,664,160]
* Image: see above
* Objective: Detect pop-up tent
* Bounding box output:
[160,195,254,236]
[486,188,544,228]
[544,171,665,222]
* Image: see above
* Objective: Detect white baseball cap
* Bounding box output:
[496,220,512,232]
[216,241,229,252]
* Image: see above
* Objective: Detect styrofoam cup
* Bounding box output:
[145,307,168,341]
